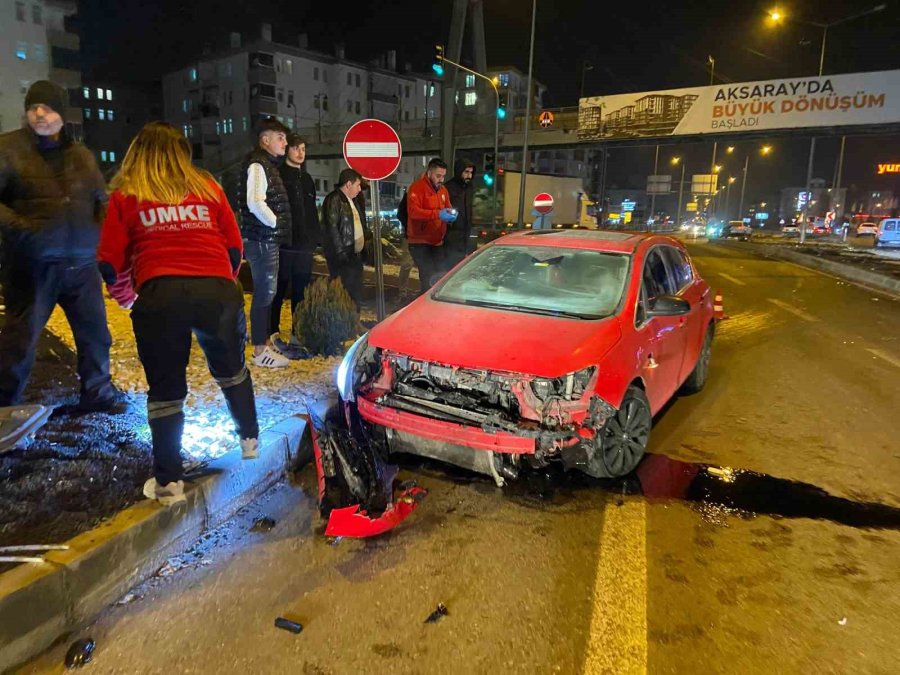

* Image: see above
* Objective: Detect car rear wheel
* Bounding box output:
[599,386,651,477]
[681,323,714,394]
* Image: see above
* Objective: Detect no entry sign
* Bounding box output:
[533,192,554,214]
[342,119,402,181]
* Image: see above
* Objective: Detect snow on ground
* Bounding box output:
[45,297,341,461]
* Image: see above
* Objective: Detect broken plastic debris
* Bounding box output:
[325,487,428,538]
[838,617,848,626]
[250,516,276,532]
[275,617,303,634]
[425,603,449,624]
[64,638,96,669]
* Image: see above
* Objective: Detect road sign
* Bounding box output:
[533,192,554,214]
[342,119,402,181]
[646,175,672,195]
[691,174,718,195]
[686,202,698,212]
[539,111,554,128]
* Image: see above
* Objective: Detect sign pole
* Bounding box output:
[370,180,385,321]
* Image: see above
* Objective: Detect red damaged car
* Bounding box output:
[337,230,715,484]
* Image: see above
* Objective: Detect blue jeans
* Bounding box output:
[243,240,280,345]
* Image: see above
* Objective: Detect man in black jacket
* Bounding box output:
[238,117,291,368]
[0,81,117,410]
[443,159,475,271]
[270,134,320,344]
[322,168,364,307]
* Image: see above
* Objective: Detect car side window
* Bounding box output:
[661,246,693,291]
[643,248,677,301]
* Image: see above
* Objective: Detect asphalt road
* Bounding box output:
[19,241,900,674]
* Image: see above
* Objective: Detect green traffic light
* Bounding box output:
[496,107,507,119]
[483,174,494,186]
[432,64,444,77]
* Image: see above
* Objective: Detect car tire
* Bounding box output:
[681,323,714,394]
[597,385,651,477]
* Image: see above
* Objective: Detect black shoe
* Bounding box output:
[76,390,132,415]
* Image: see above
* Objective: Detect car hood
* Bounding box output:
[368,297,623,378]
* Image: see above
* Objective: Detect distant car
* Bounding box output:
[339,231,716,480]
[723,221,752,241]
[875,218,900,248]
[856,222,879,237]
[782,224,800,236]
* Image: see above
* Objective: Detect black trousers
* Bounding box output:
[131,276,259,485]
[269,248,314,335]
[327,251,364,308]
[0,259,113,407]
[409,244,445,291]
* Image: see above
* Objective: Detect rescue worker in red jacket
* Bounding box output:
[97,122,259,506]
[406,157,457,291]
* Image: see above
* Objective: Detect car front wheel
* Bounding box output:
[598,386,651,477]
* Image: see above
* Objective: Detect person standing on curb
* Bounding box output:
[407,158,456,291]
[238,117,291,368]
[98,122,260,506]
[322,168,365,308]
[443,159,475,271]
[270,134,319,348]
[0,80,120,411]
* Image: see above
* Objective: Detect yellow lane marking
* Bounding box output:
[583,499,648,674]
[766,298,819,322]
[719,272,746,286]
[866,348,900,370]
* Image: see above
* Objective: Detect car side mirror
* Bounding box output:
[647,295,691,317]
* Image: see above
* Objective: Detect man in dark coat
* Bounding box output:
[443,159,475,271]
[0,81,117,410]
[270,134,320,343]
[321,168,364,307]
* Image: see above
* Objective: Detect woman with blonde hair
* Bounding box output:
[98,122,259,505]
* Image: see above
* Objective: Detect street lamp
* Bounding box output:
[738,145,775,224]
[672,156,686,229]
[767,4,886,243]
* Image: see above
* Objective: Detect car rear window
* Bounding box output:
[433,245,630,319]
[884,221,897,232]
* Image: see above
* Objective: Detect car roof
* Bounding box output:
[496,229,661,254]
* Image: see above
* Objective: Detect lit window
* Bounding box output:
[100,151,107,162]
[465,74,475,88]
[242,117,248,131]
[109,151,116,162]
[96,88,104,100]
[107,109,115,122]
[15,42,27,60]
[314,67,319,81]
[98,109,105,120]
[464,91,477,106]
[215,121,221,135]
[106,89,112,101]
[189,67,198,82]
[183,125,190,137]
[83,108,91,119]
[33,44,45,62]
[499,73,509,87]
[83,87,90,99]
[285,59,292,74]
[15,2,25,21]
[31,4,41,24]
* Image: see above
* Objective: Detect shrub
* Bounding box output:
[293,277,362,356]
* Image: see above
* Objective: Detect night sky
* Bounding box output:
[79,0,900,203]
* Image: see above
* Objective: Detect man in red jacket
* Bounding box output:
[406,157,457,291]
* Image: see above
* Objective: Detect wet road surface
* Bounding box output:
[18,240,900,674]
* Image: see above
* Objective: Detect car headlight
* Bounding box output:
[531,367,596,402]
[336,332,369,402]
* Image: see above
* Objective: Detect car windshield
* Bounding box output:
[432,244,630,319]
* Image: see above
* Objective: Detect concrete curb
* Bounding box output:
[0,414,310,671]
[711,239,900,295]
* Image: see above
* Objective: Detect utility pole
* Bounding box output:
[516,0,538,227]
[648,145,659,231]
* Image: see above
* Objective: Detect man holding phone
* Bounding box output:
[406,157,456,291]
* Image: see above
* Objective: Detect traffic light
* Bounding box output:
[433,44,445,77]
[483,152,496,186]
[497,91,507,119]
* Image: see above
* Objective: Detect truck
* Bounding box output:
[500,171,596,228]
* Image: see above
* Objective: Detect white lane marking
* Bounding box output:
[583,500,647,675]
[718,272,746,286]
[766,298,819,322]
[866,348,900,370]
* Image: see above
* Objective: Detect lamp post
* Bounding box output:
[738,145,773,223]
[672,156,686,229]
[768,4,886,243]
[516,0,538,228]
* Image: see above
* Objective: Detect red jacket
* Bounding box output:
[406,174,452,246]
[98,184,242,291]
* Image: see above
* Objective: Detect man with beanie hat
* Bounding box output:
[443,159,476,271]
[0,81,119,411]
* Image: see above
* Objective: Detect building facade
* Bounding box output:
[0,0,81,135]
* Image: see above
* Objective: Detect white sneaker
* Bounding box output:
[252,346,289,368]
[241,438,259,460]
[143,478,186,506]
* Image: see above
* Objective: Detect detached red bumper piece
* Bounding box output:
[325,486,427,538]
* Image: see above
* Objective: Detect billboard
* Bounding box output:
[646,175,672,194]
[578,69,900,140]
